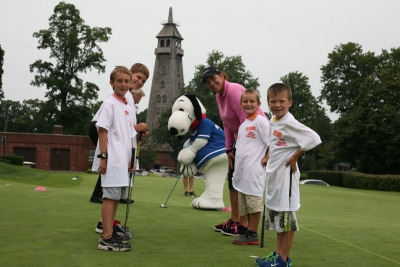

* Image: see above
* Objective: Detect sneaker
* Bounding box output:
[95,220,133,238]
[189,191,196,197]
[232,231,259,245]
[221,222,247,236]
[256,254,291,267]
[255,251,277,264]
[214,218,234,232]
[98,235,131,252]
[184,191,189,196]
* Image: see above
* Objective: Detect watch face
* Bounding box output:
[102,153,107,157]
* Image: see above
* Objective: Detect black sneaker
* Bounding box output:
[221,222,248,236]
[184,191,189,196]
[95,220,133,239]
[214,219,234,232]
[119,198,134,204]
[189,191,196,197]
[98,235,131,252]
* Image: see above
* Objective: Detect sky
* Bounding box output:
[1,0,400,122]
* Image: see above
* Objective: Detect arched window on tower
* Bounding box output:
[160,40,164,47]
[178,82,181,89]
[166,39,171,47]
[161,66,166,75]
[157,95,161,103]
[177,67,180,76]
[163,95,167,103]
[156,107,160,114]
[161,81,165,88]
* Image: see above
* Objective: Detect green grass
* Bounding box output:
[1,162,400,266]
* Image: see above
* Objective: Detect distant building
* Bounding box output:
[145,7,184,170]
[1,125,94,171]
[333,163,350,171]
[146,7,184,132]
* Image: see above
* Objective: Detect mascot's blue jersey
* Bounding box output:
[192,118,226,168]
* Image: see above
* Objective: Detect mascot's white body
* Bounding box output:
[168,95,228,210]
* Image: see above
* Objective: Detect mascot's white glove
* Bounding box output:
[180,162,198,177]
[178,138,208,165]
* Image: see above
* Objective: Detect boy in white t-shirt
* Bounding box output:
[256,83,321,267]
[93,66,135,252]
[232,88,270,245]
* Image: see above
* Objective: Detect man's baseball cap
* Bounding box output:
[202,66,221,83]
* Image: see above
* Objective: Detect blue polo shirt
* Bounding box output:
[192,118,226,168]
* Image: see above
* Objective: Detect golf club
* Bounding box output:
[160,175,181,208]
[260,149,269,248]
[124,132,143,228]
[286,168,293,267]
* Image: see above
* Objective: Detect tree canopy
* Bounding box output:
[322,43,400,174]
[29,1,111,135]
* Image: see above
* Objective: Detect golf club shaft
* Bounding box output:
[260,148,268,248]
[163,175,181,205]
[124,133,143,227]
[287,168,292,267]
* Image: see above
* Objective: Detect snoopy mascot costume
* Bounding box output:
[168,94,228,210]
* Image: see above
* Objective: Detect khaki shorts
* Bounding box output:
[102,187,127,200]
[238,191,263,216]
[265,208,299,233]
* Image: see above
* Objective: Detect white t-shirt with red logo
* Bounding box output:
[92,95,134,187]
[232,113,270,197]
[265,112,321,211]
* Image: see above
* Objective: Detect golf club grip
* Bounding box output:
[136,132,143,159]
[289,167,292,197]
[130,148,136,178]
[260,205,265,248]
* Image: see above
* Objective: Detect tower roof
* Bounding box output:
[157,7,183,40]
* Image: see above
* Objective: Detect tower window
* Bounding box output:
[157,95,161,103]
[156,107,160,114]
[163,95,167,103]
[166,39,171,47]
[178,82,181,89]
[160,40,164,47]
[161,81,165,88]
[162,66,166,75]
[177,67,180,76]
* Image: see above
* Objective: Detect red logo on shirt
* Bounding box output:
[125,110,129,115]
[273,130,282,138]
[276,138,287,146]
[246,126,256,131]
[246,131,256,139]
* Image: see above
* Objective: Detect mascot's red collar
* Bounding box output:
[190,114,207,130]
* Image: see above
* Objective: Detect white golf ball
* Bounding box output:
[160,204,165,207]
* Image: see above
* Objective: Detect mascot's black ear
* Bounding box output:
[184,94,202,121]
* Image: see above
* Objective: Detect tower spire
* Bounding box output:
[168,7,173,23]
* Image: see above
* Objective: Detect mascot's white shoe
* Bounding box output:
[191,154,227,210]
[168,94,228,210]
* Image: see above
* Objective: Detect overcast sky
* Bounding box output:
[1,0,400,122]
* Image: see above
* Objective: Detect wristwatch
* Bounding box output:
[97,152,108,159]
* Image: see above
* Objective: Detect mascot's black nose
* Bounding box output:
[170,128,178,136]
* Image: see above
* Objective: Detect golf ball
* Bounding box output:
[160,204,165,207]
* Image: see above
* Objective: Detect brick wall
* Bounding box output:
[0,132,95,172]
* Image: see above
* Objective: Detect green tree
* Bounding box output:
[0,44,4,100]
[29,1,111,134]
[319,42,378,114]
[326,45,400,174]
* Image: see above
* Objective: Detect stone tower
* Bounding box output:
[146,7,184,132]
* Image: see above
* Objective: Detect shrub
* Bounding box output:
[343,172,400,192]
[0,155,24,166]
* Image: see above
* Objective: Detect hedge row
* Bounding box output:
[307,170,400,192]
[0,155,24,166]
